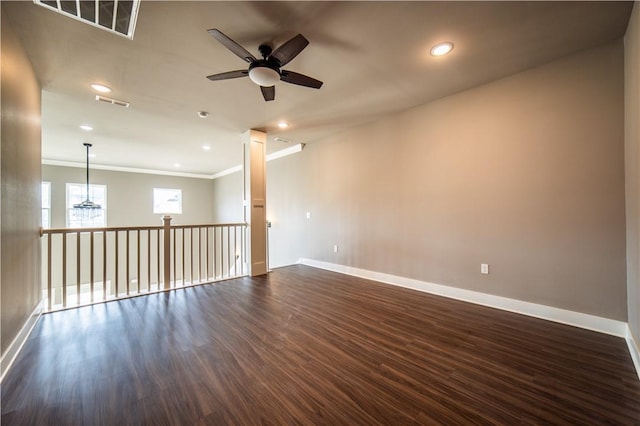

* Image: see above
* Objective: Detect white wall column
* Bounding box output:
[242,130,268,276]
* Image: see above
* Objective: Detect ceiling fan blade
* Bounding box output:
[261,85,275,101]
[270,34,309,66]
[280,70,323,89]
[207,29,257,63]
[206,70,249,81]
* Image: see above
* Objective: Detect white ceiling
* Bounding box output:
[3,1,633,176]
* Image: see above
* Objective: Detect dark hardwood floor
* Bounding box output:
[2,265,639,425]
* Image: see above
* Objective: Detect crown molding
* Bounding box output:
[42,159,215,179]
[42,143,305,181]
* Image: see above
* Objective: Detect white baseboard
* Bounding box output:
[269,261,303,270]
[626,325,640,380]
[298,258,628,338]
[1,299,44,382]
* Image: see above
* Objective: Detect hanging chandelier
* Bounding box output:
[73,143,101,220]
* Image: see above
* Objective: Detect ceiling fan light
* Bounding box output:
[248,66,280,87]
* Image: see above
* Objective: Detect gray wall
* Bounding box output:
[626,3,640,341]
[215,40,628,321]
[42,165,217,228]
[211,172,243,224]
[266,154,311,268]
[1,9,43,355]
[211,155,310,269]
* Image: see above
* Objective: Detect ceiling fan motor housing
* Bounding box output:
[258,44,273,58]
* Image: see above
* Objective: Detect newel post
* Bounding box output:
[162,215,172,289]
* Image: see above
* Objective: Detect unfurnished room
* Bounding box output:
[1,1,640,424]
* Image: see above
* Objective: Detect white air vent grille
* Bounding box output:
[34,0,140,39]
[95,95,130,107]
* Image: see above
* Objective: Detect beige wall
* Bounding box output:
[214,40,628,321]
[211,154,310,269]
[1,9,43,355]
[211,172,243,224]
[626,3,640,341]
[266,153,311,268]
[42,165,217,228]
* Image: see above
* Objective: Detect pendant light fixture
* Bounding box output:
[72,143,101,220]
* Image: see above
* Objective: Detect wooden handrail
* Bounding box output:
[170,222,247,230]
[43,225,162,234]
[41,222,248,234]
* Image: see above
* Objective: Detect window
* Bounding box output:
[42,182,51,229]
[66,183,107,228]
[153,188,182,214]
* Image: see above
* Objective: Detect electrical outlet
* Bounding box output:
[481,264,489,274]
[306,212,311,219]
[333,245,339,253]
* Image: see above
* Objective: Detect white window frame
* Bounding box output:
[42,181,51,229]
[153,188,182,214]
[66,183,107,228]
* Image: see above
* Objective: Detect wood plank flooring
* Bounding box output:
[2,265,639,425]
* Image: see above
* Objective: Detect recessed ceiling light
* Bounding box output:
[173,163,181,168]
[202,145,211,151]
[80,125,93,131]
[198,111,209,118]
[90,83,112,93]
[430,42,454,57]
[277,121,289,129]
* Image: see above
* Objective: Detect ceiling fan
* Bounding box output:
[206,29,323,102]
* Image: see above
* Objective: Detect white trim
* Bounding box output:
[42,159,213,180]
[1,299,44,382]
[269,261,302,270]
[266,143,304,161]
[211,165,242,180]
[43,143,306,181]
[212,143,306,180]
[626,325,640,380]
[298,258,628,337]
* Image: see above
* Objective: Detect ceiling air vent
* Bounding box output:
[95,95,130,108]
[33,0,141,39]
